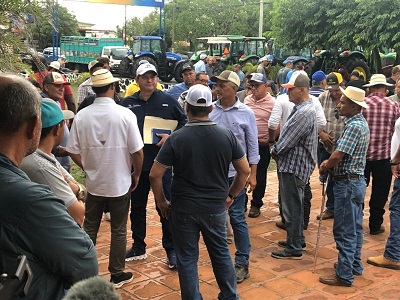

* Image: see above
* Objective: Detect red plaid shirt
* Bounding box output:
[362,92,400,160]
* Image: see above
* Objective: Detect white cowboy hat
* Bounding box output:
[363,74,393,87]
[88,69,119,87]
[340,86,369,109]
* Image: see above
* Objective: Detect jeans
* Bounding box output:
[333,178,366,284]
[250,144,271,208]
[228,177,251,265]
[278,172,305,254]
[364,159,392,232]
[279,181,312,227]
[171,210,238,300]
[84,190,130,275]
[130,169,174,254]
[384,178,400,262]
[318,145,335,212]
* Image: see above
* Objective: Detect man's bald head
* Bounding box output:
[0,74,41,135]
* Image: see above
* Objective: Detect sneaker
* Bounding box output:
[104,212,111,222]
[110,271,133,288]
[248,205,260,218]
[125,248,147,262]
[235,264,249,283]
[167,251,177,269]
[367,255,400,270]
[316,210,334,220]
[278,240,306,251]
[275,220,286,230]
[271,250,302,260]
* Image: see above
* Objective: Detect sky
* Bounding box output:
[58,0,156,30]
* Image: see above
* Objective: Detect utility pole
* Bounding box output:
[259,0,263,37]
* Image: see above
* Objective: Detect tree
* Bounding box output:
[27,3,79,50]
[0,0,44,72]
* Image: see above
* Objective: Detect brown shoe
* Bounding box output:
[275,220,286,230]
[319,273,351,287]
[317,210,334,220]
[367,255,400,270]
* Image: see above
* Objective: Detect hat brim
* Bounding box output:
[137,70,158,76]
[210,75,239,87]
[340,87,369,109]
[363,82,394,87]
[88,78,120,87]
[46,81,70,85]
[281,83,296,89]
[62,110,75,119]
[327,84,340,90]
[89,62,104,72]
[249,79,266,83]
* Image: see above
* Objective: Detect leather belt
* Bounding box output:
[333,174,364,181]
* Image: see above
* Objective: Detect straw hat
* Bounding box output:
[363,74,393,87]
[88,69,119,87]
[340,86,369,108]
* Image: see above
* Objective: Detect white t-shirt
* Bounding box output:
[391,117,400,159]
[67,97,144,197]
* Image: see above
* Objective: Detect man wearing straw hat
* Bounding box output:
[67,69,144,288]
[319,86,370,287]
[362,74,400,235]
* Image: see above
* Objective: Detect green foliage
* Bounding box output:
[0,0,43,72]
[26,3,79,50]
[75,72,90,86]
[270,0,400,52]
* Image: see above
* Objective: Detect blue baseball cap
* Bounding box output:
[312,70,327,83]
[247,73,267,83]
[41,99,74,128]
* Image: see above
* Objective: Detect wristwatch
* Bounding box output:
[228,193,236,201]
[76,183,85,202]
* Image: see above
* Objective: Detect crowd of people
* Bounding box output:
[0,53,400,300]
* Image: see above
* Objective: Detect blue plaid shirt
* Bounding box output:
[273,100,317,183]
[334,113,370,176]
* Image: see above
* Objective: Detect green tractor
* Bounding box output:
[190,35,267,69]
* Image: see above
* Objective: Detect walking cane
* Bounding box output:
[313,174,329,273]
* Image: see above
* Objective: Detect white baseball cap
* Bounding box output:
[186,84,212,107]
[136,62,158,76]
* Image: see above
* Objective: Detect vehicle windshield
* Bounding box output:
[111,48,128,59]
[245,40,265,56]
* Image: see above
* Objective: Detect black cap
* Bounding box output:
[181,64,194,75]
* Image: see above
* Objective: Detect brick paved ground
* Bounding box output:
[95,169,400,299]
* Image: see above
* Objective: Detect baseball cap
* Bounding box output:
[88,69,119,87]
[211,70,240,87]
[281,71,310,89]
[200,54,207,60]
[185,84,212,107]
[43,72,70,85]
[312,70,326,83]
[247,73,267,83]
[49,61,61,71]
[88,60,104,72]
[136,62,158,76]
[41,99,74,128]
[181,63,195,74]
[326,72,343,90]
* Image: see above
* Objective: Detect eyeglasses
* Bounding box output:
[249,83,262,89]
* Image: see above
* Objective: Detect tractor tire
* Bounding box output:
[174,63,184,83]
[345,58,370,81]
[133,56,157,78]
[159,73,174,83]
[119,57,134,78]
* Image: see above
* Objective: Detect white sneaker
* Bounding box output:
[104,212,111,221]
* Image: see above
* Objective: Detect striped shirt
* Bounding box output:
[334,113,370,176]
[319,90,346,153]
[272,100,317,183]
[362,92,400,160]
